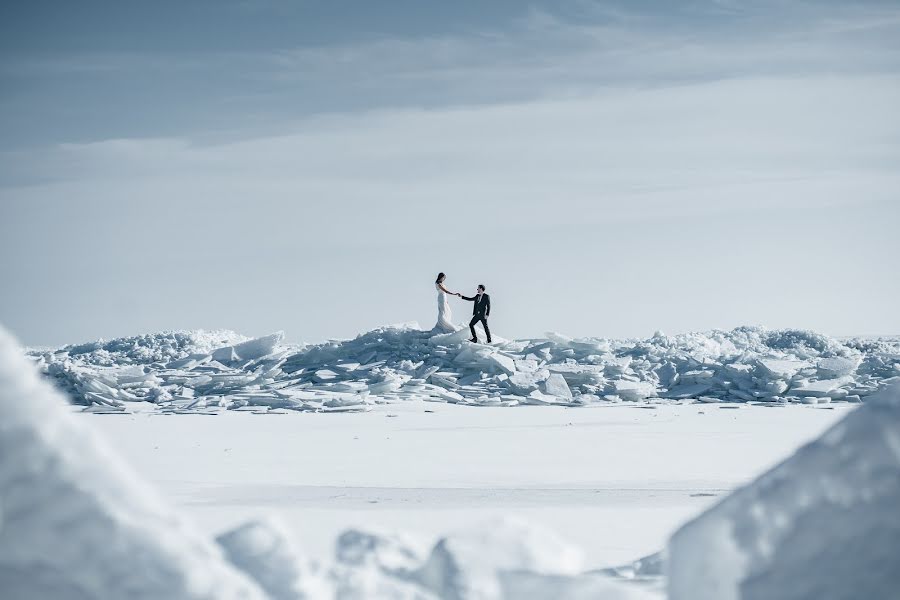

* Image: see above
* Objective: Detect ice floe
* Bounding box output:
[27,324,900,413]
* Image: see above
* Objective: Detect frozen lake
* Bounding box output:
[82,400,851,569]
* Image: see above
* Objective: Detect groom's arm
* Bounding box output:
[485,295,491,317]
[460,295,475,301]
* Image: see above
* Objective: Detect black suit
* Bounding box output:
[460,293,491,343]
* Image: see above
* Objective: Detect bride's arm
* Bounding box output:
[437,282,455,295]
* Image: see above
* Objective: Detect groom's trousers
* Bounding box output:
[469,315,491,343]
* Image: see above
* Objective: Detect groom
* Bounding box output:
[460,284,491,344]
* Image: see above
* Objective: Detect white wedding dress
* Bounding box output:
[433,282,457,333]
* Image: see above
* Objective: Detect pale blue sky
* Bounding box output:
[1,1,899,346]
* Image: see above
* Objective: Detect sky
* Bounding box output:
[1,0,899,347]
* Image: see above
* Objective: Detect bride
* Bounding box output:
[433,272,460,333]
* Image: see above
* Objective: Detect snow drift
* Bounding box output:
[28,325,900,413]
[667,379,900,600]
[0,326,267,599]
[327,519,656,600]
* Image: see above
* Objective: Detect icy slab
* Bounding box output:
[815,356,861,378]
[667,380,900,600]
[507,371,545,394]
[213,345,240,363]
[788,376,850,397]
[614,380,656,402]
[232,332,286,361]
[28,325,900,412]
[211,332,285,364]
[661,383,712,400]
[757,359,808,378]
[483,351,516,375]
[0,326,267,600]
[542,373,573,401]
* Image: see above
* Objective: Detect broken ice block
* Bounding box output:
[507,372,543,395]
[166,353,213,370]
[761,380,789,395]
[613,380,655,402]
[816,356,860,378]
[548,364,605,386]
[212,345,239,363]
[758,359,808,379]
[542,374,573,401]
[232,332,284,361]
[483,352,516,375]
[312,369,339,382]
[654,362,679,388]
[417,517,583,600]
[662,383,712,400]
[789,377,851,398]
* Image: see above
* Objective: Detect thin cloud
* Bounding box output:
[2,1,898,154]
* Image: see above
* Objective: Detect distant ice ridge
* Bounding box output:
[27,324,900,413]
[37,329,250,366]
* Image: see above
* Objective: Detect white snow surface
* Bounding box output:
[0,323,658,599]
[0,326,267,600]
[668,380,900,600]
[7,322,896,599]
[28,324,900,412]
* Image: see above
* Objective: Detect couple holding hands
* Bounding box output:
[434,272,491,344]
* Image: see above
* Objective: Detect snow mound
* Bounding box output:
[667,379,900,600]
[330,528,436,600]
[28,325,900,412]
[216,518,319,600]
[0,325,267,599]
[326,519,653,600]
[335,528,426,575]
[416,516,584,599]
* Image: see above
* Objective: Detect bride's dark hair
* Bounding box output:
[435,272,446,284]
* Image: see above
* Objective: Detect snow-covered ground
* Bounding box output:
[6,324,900,599]
[82,398,849,572]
